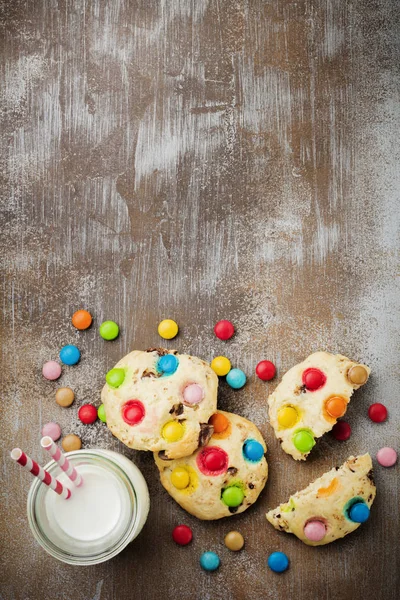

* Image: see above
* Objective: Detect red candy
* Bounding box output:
[256,360,276,381]
[122,400,145,425]
[204,450,226,471]
[172,525,193,546]
[78,404,98,425]
[302,368,326,391]
[214,320,235,341]
[368,403,388,423]
[196,446,229,476]
[332,420,351,441]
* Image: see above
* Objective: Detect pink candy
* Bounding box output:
[183,384,204,405]
[376,447,397,467]
[41,422,61,441]
[303,520,326,542]
[42,361,62,380]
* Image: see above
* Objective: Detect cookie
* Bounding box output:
[101,349,218,459]
[268,352,370,460]
[154,411,268,520]
[266,454,376,546]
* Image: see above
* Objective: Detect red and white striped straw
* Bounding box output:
[40,436,83,487]
[10,448,71,499]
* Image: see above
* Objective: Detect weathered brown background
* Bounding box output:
[1,0,399,599]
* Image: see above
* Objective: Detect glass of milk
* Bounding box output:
[27,449,150,565]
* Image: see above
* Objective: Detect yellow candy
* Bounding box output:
[277,406,299,428]
[162,421,184,442]
[158,319,179,340]
[171,467,190,489]
[211,356,231,376]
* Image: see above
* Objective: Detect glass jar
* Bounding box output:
[27,449,150,565]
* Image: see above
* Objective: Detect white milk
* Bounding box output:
[28,449,150,565]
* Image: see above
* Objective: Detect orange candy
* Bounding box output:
[325,396,347,418]
[209,413,229,433]
[72,310,92,330]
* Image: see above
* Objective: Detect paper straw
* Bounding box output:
[40,436,83,487]
[10,448,71,499]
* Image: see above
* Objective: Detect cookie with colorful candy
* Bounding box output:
[154,411,268,519]
[101,349,218,459]
[268,352,370,460]
[266,454,376,545]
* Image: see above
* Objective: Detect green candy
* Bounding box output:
[99,320,119,341]
[106,368,125,388]
[98,404,107,423]
[292,429,315,453]
[221,485,244,508]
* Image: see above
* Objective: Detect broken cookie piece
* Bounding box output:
[266,454,376,546]
[268,352,370,460]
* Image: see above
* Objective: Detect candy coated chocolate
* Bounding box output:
[211,356,231,376]
[224,531,244,551]
[268,552,289,573]
[348,365,369,385]
[226,368,246,389]
[183,383,204,405]
[368,403,387,423]
[221,486,244,507]
[71,309,92,330]
[214,320,235,340]
[277,406,299,428]
[42,361,62,380]
[243,439,264,462]
[171,467,190,489]
[332,421,351,441]
[97,404,107,423]
[55,387,75,407]
[349,502,370,523]
[59,344,81,366]
[99,320,119,340]
[62,434,82,452]
[303,520,326,542]
[197,447,228,476]
[376,447,397,467]
[41,422,61,441]
[158,319,178,340]
[292,430,315,453]
[204,449,227,471]
[302,368,326,391]
[325,396,347,418]
[106,368,125,388]
[200,551,220,571]
[172,525,193,546]
[162,421,184,442]
[157,354,179,375]
[78,404,97,424]
[122,400,145,425]
[255,360,276,381]
[209,412,229,433]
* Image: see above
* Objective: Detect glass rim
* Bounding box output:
[27,449,138,566]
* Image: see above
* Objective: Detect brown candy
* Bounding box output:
[61,434,82,452]
[55,387,75,407]
[348,365,369,385]
[224,531,244,551]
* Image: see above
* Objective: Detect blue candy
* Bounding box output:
[200,551,220,572]
[59,344,81,366]
[226,368,246,389]
[267,551,289,573]
[243,439,264,462]
[349,502,370,523]
[157,354,179,375]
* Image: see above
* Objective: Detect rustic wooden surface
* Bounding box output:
[1,1,399,599]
